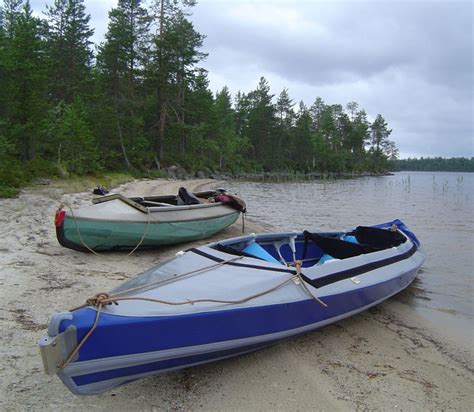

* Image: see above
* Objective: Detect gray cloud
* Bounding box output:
[192,0,473,158]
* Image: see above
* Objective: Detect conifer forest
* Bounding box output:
[1,0,416,195]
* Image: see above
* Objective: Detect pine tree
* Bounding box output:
[211,86,248,170]
[350,108,370,168]
[1,0,22,38]
[246,77,276,168]
[369,114,392,170]
[45,0,94,103]
[292,101,313,170]
[2,1,48,161]
[145,0,205,166]
[182,69,214,164]
[97,0,150,169]
[275,88,294,167]
[234,91,250,139]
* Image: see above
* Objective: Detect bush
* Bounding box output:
[0,185,20,197]
[25,158,62,178]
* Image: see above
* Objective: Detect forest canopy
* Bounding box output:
[1,0,401,194]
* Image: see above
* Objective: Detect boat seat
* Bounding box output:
[242,242,280,263]
[302,231,377,260]
[316,254,338,265]
[302,226,406,261]
[342,235,358,244]
[177,187,201,205]
[215,243,257,258]
[351,226,406,249]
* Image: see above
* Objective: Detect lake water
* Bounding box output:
[229,172,473,342]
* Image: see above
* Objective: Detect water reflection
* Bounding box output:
[394,277,432,305]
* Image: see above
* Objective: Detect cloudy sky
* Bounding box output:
[31,0,473,159]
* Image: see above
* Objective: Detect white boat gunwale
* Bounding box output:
[65,204,240,225]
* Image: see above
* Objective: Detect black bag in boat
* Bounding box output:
[303,226,406,260]
[93,186,109,195]
[177,187,201,205]
[303,231,376,259]
[352,226,406,249]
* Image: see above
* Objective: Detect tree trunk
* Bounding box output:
[117,117,132,170]
[157,101,167,163]
[115,99,132,170]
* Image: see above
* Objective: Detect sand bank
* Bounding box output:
[0,178,472,411]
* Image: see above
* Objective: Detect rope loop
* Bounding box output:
[85,292,115,307]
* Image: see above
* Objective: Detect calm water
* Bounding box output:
[229,172,474,339]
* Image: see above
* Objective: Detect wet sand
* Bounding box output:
[0,178,472,411]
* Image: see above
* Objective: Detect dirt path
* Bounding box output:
[0,178,472,411]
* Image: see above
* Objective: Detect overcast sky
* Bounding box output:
[31,0,473,159]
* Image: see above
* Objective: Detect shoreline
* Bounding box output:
[0,178,472,410]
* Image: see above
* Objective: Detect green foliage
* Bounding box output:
[25,157,62,177]
[2,1,49,161]
[0,134,61,197]
[48,99,99,174]
[0,133,25,194]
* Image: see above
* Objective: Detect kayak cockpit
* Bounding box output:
[211,225,408,268]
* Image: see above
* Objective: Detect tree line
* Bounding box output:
[390,157,474,172]
[0,0,398,194]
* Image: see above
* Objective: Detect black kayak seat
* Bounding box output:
[352,226,406,249]
[302,226,406,261]
[303,231,375,260]
[177,187,201,205]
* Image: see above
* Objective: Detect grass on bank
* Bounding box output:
[0,156,168,198]
[0,172,139,198]
[49,173,137,194]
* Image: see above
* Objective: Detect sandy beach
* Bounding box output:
[0,178,472,411]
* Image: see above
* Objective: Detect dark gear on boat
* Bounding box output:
[213,194,247,212]
[177,187,201,205]
[93,186,109,195]
[302,232,376,260]
[302,226,407,260]
[352,226,406,249]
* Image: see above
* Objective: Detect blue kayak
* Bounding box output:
[38,219,424,395]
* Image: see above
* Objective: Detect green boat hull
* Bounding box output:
[57,212,240,252]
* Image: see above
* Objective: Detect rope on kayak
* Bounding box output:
[294,260,328,308]
[60,275,296,370]
[59,259,327,371]
[59,298,105,370]
[70,256,246,309]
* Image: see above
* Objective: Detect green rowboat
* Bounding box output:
[55,188,245,252]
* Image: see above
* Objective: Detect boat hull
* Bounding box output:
[57,211,240,252]
[54,265,418,395]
